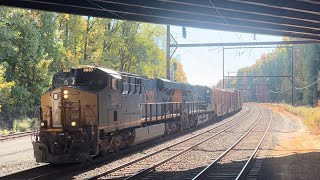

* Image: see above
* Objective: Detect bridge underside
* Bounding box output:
[2,0,320,40]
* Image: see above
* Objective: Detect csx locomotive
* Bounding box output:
[33,65,242,163]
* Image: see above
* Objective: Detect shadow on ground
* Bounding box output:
[104,152,320,180]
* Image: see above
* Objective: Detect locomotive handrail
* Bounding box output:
[185,101,206,103]
[31,121,40,142]
[141,102,182,105]
[142,102,182,122]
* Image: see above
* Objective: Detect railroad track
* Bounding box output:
[0,131,32,141]
[191,106,272,180]
[1,106,250,180]
[1,164,63,180]
[86,105,256,180]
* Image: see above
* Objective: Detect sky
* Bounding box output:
[169,26,282,87]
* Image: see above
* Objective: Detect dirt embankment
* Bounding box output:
[259,104,320,180]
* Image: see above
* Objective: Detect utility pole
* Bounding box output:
[222,47,225,89]
[166,25,170,80]
[291,46,294,106]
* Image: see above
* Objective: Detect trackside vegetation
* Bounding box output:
[229,40,320,106]
[264,103,320,134]
[0,7,187,132]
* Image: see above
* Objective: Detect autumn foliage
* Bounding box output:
[0,7,187,129]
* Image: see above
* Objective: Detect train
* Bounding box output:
[32,65,243,163]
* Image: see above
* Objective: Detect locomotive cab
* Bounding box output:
[33,66,119,163]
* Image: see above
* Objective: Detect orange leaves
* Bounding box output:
[175,61,188,83]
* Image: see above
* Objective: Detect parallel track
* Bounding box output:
[192,106,272,180]
[87,105,256,180]
[2,106,250,180]
[1,164,60,180]
[0,131,32,141]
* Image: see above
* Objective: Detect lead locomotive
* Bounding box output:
[33,65,242,163]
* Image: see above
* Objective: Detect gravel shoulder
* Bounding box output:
[259,104,320,180]
[0,105,250,179]
[0,136,46,176]
[71,105,251,179]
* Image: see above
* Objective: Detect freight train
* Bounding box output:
[32,66,243,163]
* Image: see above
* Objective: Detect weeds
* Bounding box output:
[0,129,10,135]
[0,118,37,135]
[13,118,37,132]
[265,103,320,134]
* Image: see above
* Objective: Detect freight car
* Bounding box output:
[32,66,242,163]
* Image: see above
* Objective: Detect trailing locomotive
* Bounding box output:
[32,66,242,163]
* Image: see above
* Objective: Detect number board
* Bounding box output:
[83,67,94,72]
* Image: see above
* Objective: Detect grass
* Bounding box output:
[0,118,37,135]
[13,118,37,132]
[0,129,10,135]
[263,103,320,134]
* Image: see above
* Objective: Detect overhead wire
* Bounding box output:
[87,0,287,90]
[86,0,171,39]
[206,0,271,80]
[295,78,320,90]
[208,0,241,40]
[201,0,319,95]
[86,0,126,20]
[169,28,225,53]
[243,76,320,96]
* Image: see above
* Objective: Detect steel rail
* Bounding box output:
[6,106,248,180]
[236,107,272,180]
[87,105,253,180]
[192,106,270,179]
[0,164,57,180]
[117,106,259,180]
[0,131,32,141]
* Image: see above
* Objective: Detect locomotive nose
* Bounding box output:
[60,87,81,128]
[47,87,80,128]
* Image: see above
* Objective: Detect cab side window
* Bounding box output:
[109,77,118,90]
[135,78,142,94]
[120,76,142,94]
[130,77,135,94]
[122,76,129,94]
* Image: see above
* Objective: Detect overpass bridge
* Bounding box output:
[2,0,320,40]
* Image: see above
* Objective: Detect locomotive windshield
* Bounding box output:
[52,68,108,88]
[52,69,76,87]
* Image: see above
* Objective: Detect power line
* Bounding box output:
[86,0,125,20]
[241,77,320,95]
[208,0,241,40]
[270,87,292,94]
[295,78,320,90]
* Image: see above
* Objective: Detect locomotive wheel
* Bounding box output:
[99,145,109,157]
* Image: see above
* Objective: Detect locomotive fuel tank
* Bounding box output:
[33,86,98,163]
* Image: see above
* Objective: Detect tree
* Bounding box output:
[0,7,189,128]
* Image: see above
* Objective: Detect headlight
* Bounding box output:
[53,93,59,100]
[63,94,68,99]
[71,121,76,127]
[63,90,68,95]
[40,121,47,128]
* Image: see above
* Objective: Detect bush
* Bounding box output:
[0,129,10,135]
[13,118,37,132]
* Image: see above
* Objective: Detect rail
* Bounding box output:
[87,105,254,180]
[0,131,33,141]
[192,106,272,180]
[2,106,248,180]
